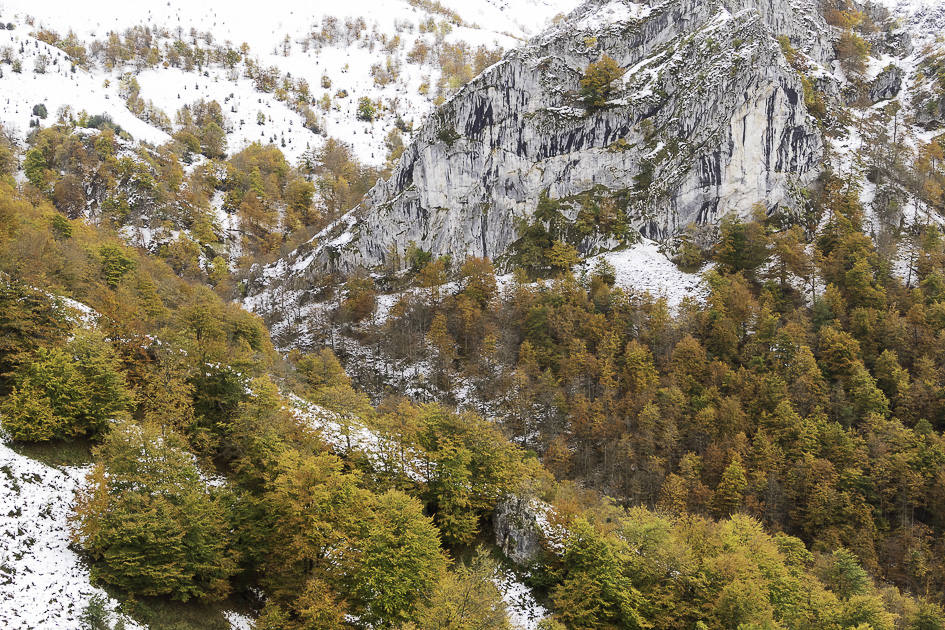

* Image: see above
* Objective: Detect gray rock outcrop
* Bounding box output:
[493,496,548,565]
[298,0,829,273]
[870,65,904,103]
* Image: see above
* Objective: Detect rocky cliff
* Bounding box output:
[302,0,828,272]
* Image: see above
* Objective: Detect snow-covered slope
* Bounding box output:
[0,29,170,145]
[0,443,140,630]
[873,0,945,39]
[0,0,581,165]
[0,0,577,52]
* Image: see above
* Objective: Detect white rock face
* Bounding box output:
[300,0,825,273]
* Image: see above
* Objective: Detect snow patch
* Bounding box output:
[585,239,709,308]
[0,442,141,630]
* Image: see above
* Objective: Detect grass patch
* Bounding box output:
[119,594,252,630]
[7,439,94,468]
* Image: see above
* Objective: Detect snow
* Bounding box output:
[224,610,255,630]
[575,0,652,29]
[58,295,101,327]
[585,239,709,308]
[287,392,428,482]
[495,567,549,630]
[0,0,581,166]
[0,30,170,145]
[872,0,945,43]
[0,0,577,53]
[0,442,141,630]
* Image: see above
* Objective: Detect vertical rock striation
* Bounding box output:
[301,0,828,273]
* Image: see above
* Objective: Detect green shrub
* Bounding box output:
[356,97,376,122]
[73,421,238,602]
[1,331,131,441]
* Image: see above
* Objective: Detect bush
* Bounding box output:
[356,96,376,122]
[0,331,131,441]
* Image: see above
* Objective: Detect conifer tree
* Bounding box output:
[715,454,748,517]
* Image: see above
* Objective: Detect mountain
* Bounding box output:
[239,0,944,319]
[0,0,580,167]
[2,1,945,629]
[297,0,930,266]
[305,0,828,273]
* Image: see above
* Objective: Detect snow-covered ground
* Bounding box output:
[0,0,581,166]
[873,0,945,42]
[0,0,578,52]
[0,442,140,630]
[585,239,709,308]
[0,29,170,145]
[495,567,549,630]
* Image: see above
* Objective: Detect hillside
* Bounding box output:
[1,0,945,629]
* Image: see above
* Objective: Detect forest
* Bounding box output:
[1,2,945,624]
[2,105,945,629]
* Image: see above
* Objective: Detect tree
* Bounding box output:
[580,55,624,110]
[1,331,131,441]
[715,454,748,517]
[79,594,114,630]
[414,550,510,630]
[357,97,376,122]
[836,30,870,76]
[551,518,647,630]
[714,211,769,274]
[428,313,457,387]
[72,421,238,601]
[295,578,349,629]
[547,240,580,274]
[822,548,870,600]
[428,438,478,545]
[98,244,136,288]
[339,274,377,322]
[352,490,446,626]
[199,121,227,159]
[0,281,69,393]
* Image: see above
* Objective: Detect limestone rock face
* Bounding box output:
[916,96,945,130]
[493,496,546,565]
[298,0,829,273]
[870,65,904,103]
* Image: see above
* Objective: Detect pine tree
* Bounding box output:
[823,548,871,600]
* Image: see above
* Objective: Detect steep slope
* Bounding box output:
[0,443,141,630]
[295,0,827,273]
[0,0,581,166]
